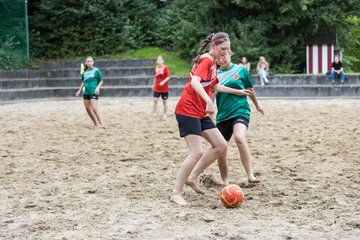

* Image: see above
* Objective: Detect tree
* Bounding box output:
[27,0,360,72]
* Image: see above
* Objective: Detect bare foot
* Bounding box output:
[222,179,229,186]
[170,194,188,206]
[185,179,204,195]
[248,177,261,184]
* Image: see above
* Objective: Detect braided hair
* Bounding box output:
[191,32,229,66]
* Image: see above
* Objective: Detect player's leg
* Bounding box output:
[216,119,233,186]
[161,93,169,116]
[83,97,98,126]
[153,92,160,114]
[171,115,204,205]
[89,97,103,127]
[233,123,259,183]
[187,126,228,193]
[171,134,203,205]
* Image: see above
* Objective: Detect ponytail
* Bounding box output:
[191,32,230,66]
[192,33,214,66]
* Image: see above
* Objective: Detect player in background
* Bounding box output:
[153,56,171,117]
[76,56,105,128]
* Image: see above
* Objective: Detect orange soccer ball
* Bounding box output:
[220,184,244,208]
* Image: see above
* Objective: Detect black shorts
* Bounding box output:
[216,116,249,141]
[83,94,98,100]
[154,91,169,100]
[176,114,216,137]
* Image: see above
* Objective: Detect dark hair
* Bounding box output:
[192,32,229,65]
[84,56,93,71]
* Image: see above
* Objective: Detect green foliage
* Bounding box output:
[338,17,360,72]
[28,0,360,73]
[29,0,159,58]
[0,36,26,70]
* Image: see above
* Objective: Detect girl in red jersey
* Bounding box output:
[152,56,171,117]
[170,32,254,205]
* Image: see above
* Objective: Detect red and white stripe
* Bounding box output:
[306,44,334,74]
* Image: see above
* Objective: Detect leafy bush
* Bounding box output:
[0,36,27,70]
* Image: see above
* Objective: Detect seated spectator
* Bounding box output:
[256,56,269,85]
[240,57,251,72]
[331,55,345,85]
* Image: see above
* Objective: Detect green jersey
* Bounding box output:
[81,67,103,95]
[216,64,253,124]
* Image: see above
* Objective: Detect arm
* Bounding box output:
[190,76,215,114]
[76,82,84,97]
[95,80,103,95]
[160,76,171,86]
[214,84,253,97]
[152,78,156,90]
[248,88,264,115]
[331,63,335,72]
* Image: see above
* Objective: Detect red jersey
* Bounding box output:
[153,65,170,92]
[175,55,219,119]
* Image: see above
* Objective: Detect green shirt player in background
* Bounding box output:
[76,56,105,128]
[216,51,264,186]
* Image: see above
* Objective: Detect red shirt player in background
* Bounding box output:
[170,32,254,206]
[153,55,171,117]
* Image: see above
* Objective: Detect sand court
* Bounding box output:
[0,98,359,239]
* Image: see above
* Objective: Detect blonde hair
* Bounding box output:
[258,56,268,65]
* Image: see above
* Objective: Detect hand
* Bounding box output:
[159,81,165,86]
[205,100,215,115]
[256,105,265,115]
[95,88,100,95]
[236,89,254,97]
[75,90,80,97]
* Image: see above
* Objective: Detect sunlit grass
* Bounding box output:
[102,47,190,76]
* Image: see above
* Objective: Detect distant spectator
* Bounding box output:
[331,55,344,85]
[240,57,251,72]
[152,55,171,117]
[256,56,269,85]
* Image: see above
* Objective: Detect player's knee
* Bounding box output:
[191,149,203,160]
[215,141,228,155]
[234,135,246,146]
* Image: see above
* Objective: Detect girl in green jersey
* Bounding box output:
[216,52,264,185]
[76,56,105,128]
